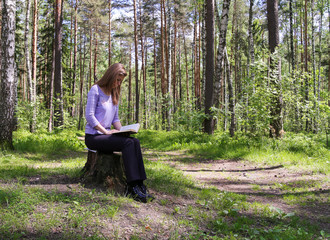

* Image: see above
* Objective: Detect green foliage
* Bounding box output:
[13,129,85,154]
[138,130,330,174]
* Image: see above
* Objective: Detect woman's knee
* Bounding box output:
[124,137,135,147]
[132,137,140,144]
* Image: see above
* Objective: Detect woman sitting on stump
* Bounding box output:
[84,63,154,203]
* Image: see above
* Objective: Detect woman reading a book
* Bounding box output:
[84,63,154,203]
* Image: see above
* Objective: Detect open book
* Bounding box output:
[112,123,140,134]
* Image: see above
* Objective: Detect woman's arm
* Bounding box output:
[95,124,119,135]
[85,86,101,128]
[113,121,122,131]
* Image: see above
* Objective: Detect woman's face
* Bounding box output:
[113,74,125,88]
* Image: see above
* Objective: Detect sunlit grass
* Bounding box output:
[138,130,330,174]
[0,129,328,239]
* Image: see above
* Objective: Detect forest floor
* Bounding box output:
[144,149,330,234]
[1,148,329,239]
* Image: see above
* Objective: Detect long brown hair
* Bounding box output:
[95,63,127,105]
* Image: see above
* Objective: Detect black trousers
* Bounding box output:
[85,134,147,183]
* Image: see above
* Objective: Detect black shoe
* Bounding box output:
[125,185,147,203]
[139,185,155,202]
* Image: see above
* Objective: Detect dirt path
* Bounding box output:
[145,150,330,233]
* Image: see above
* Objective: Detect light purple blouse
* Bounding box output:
[85,85,120,135]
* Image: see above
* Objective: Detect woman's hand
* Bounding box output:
[106,129,119,135]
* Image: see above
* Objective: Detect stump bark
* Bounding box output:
[81,151,127,194]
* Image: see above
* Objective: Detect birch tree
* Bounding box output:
[214,0,231,127]
[0,0,16,150]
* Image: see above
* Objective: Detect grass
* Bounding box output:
[0,129,329,239]
[138,130,330,174]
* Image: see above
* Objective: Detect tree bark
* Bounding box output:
[204,0,215,134]
[317,0,323,123]
[93,24,98,82]
[71,0,78,117]
[153,11,158,125]
[0,0,16,150]
[48,40,55,132]
[139,1,146,126]
[81,151,127,194]
[193,6,200,110]
[31,0,38,132]
[183,27,189,102]
[267,0,283,138]
[54,0,64,127]
[214,0,231,120]
[133,0,139,123]
[304,0,309,131]
[128,44,132,123]
[78,31,86,131]
[311,0,317,132]
[248,0,255,86]
[289,0,295,73]
[173,20,177,113]
[226,48,235,137]
[0,2,2,74]
[89,22,93,90]
[108,0,112,66]
[166,0,171,130]
[160,0,166,128]
[24,0,32,107]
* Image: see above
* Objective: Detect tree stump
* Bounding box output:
[81,150,127,194]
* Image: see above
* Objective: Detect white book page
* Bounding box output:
[119,123,140,133]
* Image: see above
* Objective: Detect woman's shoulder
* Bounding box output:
[89,84,100,95]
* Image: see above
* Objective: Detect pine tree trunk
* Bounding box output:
[173,20,177,113]
[153,13,158,125]
[204,0,215,134]
[31,0,38,132]
[178,30,182,104]
[267,0,283,138]
[93,24,98,82]
[71,0,78,118]
[248,0,255,86]
[0,0,16,150]
[0,2,2,72]
[78,32,86,131]
[290,0,299,131]
[311,0,317,132]
[231,0,237,106]
[183,28,189,102]
[328,1,330,116]
[139,2,146,127]
[89,21,93,90]
[133,0,139,123]
[54,0,64,127]
[160,0,166,128]
[69,11,73,114]
[108,0,112,66]
[289,0,295,73]
[247,0,255,131]
[166,0,171,131]
[317,0,323,127]
[48,40,55,132]
[128,44,132,123]
[304,0,309,132]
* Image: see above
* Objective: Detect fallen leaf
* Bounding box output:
[145,226,152,231]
